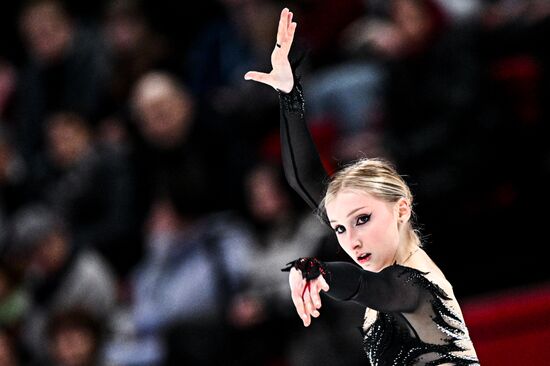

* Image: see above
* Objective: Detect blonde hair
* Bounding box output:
[321,158,421,246]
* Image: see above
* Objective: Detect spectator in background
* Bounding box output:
[474,0,550,289]
[184,0,279,106]
[183,0,283,159]
[9,204,116,362]
[101,0,175,115]
[28,111,138,276]
[230,161,364,366]
[16,0,110,166]
[45,308,105,366]
[240,162,333,316]
[130,70,245,218]
[106,192,254,366]
[96,0,180,151]
[352,0,495,293]
[230,162,327,364]
[279,1,389,165]
[349,0,546,293]
[359,0,486,204]
[287,0,366,68]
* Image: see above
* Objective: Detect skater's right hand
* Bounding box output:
[244,7,296,93]
[288,267,330,327]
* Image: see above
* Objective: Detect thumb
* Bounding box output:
[244,71,274,86]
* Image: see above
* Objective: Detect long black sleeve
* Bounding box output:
[323,262,423,313]
[279,81,329,220]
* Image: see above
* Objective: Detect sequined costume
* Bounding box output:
[278,80,479,366]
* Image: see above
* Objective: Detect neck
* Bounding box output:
[394,225,420,265]
[397,246,420,266]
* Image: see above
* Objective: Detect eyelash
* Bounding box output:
[333,214,372,235]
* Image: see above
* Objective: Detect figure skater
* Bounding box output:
[245,8,479,365]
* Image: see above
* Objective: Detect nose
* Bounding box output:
[346,229,362,251]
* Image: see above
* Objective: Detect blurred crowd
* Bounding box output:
[0,0,548,365]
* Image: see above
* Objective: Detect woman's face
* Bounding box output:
[325,189,401,272]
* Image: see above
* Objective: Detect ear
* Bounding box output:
[396,197,411,224]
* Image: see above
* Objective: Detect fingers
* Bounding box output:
[287,8,293,28]
[301,283,313,326]
[290,278,309,326]
[309,280,323,310]
[281,21,297,54]
[302,284,320,324]
[287,270,329,328]
[319,275,330,292]
[276,8,288,45]
[275,8,296,53]
[301,279,329,326]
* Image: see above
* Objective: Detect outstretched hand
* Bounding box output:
[289,267,330,327]
[244,8,296,93]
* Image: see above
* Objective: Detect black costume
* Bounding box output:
[278,80,479,365]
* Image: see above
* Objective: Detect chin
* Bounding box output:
[364,260,391,272]
[358,262,377,272]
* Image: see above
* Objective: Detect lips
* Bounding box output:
[357,253,371,263]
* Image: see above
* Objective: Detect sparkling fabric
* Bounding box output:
[278,80,305,117]
[359,266,479,366]
[283,258,479,365]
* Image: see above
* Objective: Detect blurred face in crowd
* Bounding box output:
[46,113,92,168]
[29,232,69,276]
[365,0,441,58]
[19,0,74,63]
[132,73,194,149]
[393,0,434,46]
[146,199,184,235]
[144,199,191,256]
[246,165,290,223]
[103,0,148,54]
[50,327,96,366]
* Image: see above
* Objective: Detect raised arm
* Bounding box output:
[245,8,329,216]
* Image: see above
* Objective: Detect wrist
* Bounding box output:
[278,79,304,114]
[277,80,294,94]
[282,257,329,281]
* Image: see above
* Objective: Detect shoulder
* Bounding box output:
[381,264,453,303]
[408,248,455,297]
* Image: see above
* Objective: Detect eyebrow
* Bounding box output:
[329,206,366,223]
